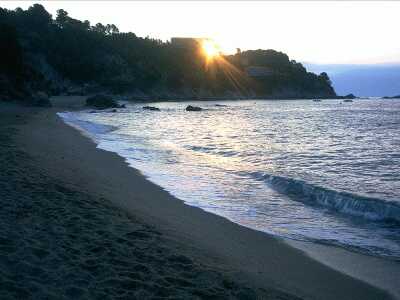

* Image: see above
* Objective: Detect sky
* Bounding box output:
[1,1,400,65]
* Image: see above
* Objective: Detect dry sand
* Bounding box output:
[1,96,398,299]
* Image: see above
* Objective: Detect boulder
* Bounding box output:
[86,94,119,109]
[142,106,160,111]
[32,91,52,107]
[185,105,202,111]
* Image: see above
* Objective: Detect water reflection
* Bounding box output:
[69,99,400,259]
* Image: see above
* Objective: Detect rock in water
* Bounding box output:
[86,94,119,109]
[142,106,160,111]
[186,105,202,111]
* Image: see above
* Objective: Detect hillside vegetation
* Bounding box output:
[0,4,336,104]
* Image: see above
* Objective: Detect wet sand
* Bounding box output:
[1,97,398,299]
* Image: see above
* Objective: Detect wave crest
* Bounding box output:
[254,172,400,222]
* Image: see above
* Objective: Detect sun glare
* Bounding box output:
[202,40,220,59]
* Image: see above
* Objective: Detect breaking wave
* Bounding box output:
[254,172,400,223]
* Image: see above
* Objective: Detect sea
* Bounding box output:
[59,98,400,260]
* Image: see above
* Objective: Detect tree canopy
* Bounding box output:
[0,4,336,101]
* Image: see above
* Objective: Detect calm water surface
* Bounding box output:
[59,99,400,259]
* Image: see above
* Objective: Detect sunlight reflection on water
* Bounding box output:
[62,99,400,259]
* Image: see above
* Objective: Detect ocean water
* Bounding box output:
[59,99,400,260]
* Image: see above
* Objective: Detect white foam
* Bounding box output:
[58,112,118,141]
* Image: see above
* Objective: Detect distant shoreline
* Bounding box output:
[93,91,358,102]
[126,95,353,102]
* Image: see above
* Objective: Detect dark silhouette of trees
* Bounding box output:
[0,4,336,100]
[319,72,332,85]
[0,23,23,77]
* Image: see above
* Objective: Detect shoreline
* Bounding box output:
[9,96,400,299]
[122,95,356,102]
[1,102,280,299]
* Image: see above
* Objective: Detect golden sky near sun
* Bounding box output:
[2,1,400,64]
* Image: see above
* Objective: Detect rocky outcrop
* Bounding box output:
[86,95,120,109]
[344,94,356,99]
[31,91,52,107]
[186,105,202,112]
[142,106,160,111]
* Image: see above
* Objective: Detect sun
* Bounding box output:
[202,40,220,59]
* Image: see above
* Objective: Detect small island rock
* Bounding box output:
[143,106,160,111]
[186,105,202,111]
[344,93,356,99]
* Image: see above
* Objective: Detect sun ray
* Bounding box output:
[202,40,220,59]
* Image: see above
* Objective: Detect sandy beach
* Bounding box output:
[1,96,398,299]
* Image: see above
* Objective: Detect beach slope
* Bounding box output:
[2,96,396,299]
